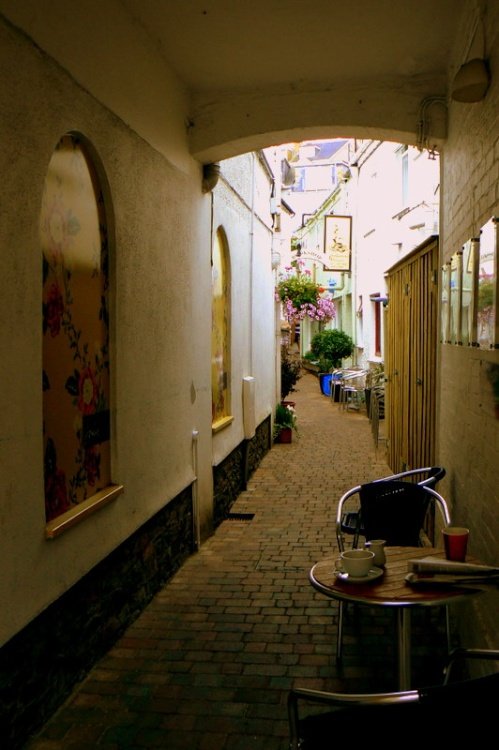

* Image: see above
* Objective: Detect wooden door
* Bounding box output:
[385,236,439,473]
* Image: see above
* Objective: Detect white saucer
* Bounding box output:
[336,566,384,584]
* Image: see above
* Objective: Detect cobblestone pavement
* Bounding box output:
[25,373,450,750]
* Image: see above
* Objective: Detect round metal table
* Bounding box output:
[309,546,482,689]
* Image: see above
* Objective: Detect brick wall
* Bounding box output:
[439,0,499,648]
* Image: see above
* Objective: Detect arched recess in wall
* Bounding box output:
[41,132,121,535]
[211,227,233,431]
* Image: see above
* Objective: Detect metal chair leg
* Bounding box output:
[337,601,344,660]
[445,605,452,653]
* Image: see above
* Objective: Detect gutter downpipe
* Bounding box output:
[191,429,200,549]
[192,181,217,549]
[242,154,256,489]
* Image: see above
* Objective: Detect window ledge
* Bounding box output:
[45,484,124,539]
[212,416,234,434]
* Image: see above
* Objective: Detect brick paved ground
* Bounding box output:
[25,372,451,750]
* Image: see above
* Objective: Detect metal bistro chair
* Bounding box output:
[334,467,450,660]
[336,466,447,552]
[288,648,499,750]
[329,368,357,404]
[339,369,368,412]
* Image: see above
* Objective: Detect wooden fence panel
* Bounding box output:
[385,237,439,473]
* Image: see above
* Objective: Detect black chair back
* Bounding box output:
[358,479,431,545]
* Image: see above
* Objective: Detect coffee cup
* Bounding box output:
[336,549,375,577]
[364,539,386,566]
[442,527,469,562]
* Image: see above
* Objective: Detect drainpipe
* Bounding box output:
[191,429,201,549]
[249,153,256,375]
[241,154,256,488]
[191,169,218,548]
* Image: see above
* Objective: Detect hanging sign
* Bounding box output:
[323,215,352,271]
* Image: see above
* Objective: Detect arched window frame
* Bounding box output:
[211,227,233,432]
[41,132,122,538]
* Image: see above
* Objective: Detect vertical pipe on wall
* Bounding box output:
[242,155,257,489]
[249,152,256,376]
[191,429,201,549]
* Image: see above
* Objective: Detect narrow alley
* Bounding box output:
[25,372,452,750]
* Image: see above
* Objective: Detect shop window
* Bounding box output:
[211,228,232,430]
[41,133,118,532]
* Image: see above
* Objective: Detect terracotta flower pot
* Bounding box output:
[276,427,292,443]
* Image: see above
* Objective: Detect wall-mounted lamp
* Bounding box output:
[202,162,221,193]
[451,58,490,102]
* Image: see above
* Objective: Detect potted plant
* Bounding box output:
[307,329,354,395]
[273,402,298,443]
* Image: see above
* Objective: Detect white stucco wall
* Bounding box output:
[354,142,440,366]
[0,18,205,645]
[0,0,191,172]
[211,154,275,466]
[0,12,278,647]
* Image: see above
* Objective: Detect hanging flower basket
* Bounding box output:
[275,267,335,324]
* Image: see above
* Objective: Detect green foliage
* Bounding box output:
[276,275,323,309]
[273,402,298,439]
[276,269,335,323]
[478,281,494,309]
[309,329,354,370]
[317,356,334,373]
[281,347,301,399]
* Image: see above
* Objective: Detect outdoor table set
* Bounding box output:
[309,546,499,690]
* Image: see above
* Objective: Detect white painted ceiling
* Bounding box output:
[120,0,470,159]
[121,0,465,92]
[1,0,471,161]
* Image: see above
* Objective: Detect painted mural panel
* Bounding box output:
[41,134,111,522]
[211,229,230,424]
